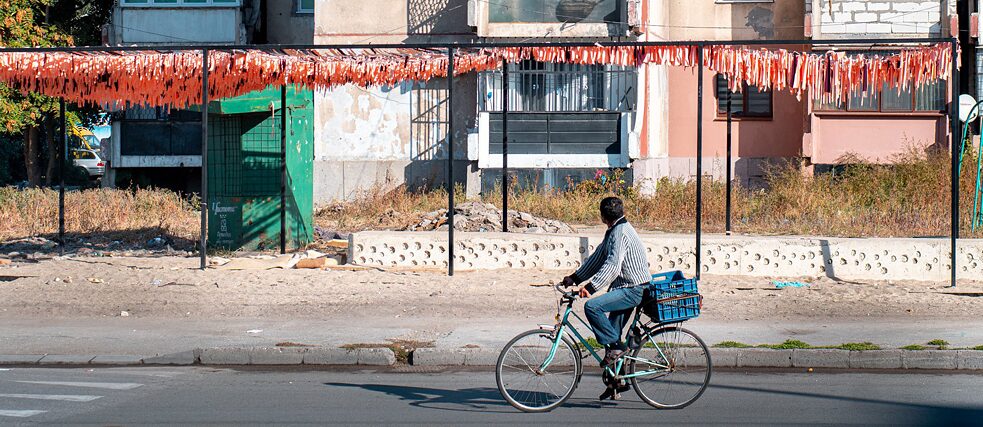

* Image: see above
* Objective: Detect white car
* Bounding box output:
[72,149,105,179]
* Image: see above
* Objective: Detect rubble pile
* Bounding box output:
[0,236,192,259]
[404,202,574,234]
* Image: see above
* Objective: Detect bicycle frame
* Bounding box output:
[539,301,672,380]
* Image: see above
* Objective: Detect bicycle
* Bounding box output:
[495,271,711,412]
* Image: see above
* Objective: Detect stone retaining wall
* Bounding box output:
[350,231,983,281]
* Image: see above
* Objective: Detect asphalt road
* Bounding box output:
[1,366,982,426]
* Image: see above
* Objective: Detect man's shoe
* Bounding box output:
[601,349,624,367]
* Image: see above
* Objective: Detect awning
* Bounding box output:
[0,44,953,107]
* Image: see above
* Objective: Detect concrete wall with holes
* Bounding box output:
[351,231,983,281]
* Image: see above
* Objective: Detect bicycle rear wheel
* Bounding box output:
[628,326,711,409]
[495,329,582,412]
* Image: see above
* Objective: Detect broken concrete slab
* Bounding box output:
[143,351,198,365]
[356,348,396,366]
[0,355,44,364]
[39,355,96,365]
[90,355,144,365]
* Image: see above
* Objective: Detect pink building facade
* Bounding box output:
[639,0,957,190]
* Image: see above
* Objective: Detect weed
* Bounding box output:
[714,341,753,348]
[833,342,881,351]
[901,345,927,351]
[973,345,983,351]
[758,340,813,350]
[927,339,950,347]
[341,339,434,364]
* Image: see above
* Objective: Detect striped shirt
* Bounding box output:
[571,217,651,294]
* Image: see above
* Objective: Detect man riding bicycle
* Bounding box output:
[561,196,651,368]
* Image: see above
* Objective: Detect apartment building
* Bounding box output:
[310,1,960,203]
[104,0,314,191]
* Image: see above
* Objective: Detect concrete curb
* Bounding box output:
[0,347,397,367]
[2,348,982,369]
[408,348,983,370]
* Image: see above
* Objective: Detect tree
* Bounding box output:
[0,0,112,186]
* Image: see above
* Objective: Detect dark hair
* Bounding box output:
[599,196,624,222]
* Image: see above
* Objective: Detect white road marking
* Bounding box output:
[0,410,47,418]
[16,381,143,390]
[0,394,102,402]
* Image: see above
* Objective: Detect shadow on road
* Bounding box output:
[324,383,618,413]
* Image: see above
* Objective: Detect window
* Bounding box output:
[715,74,773,118]
[297,0,314,14]
[489,0,621,24]
[121,0,241,6]
[815,80,946,112]
[73,150,96,160]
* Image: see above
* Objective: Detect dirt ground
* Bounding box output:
[1,255,982,323]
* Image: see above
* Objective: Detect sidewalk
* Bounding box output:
[2,255,983,369]
[2,316,983,369]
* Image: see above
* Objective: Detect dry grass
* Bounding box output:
[315,185,464,232]
[0,187,199,245]
[2,150,981,245]
[318,150,983,238]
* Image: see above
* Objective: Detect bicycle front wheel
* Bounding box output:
[628,326,711,409]
[495,329,582,412]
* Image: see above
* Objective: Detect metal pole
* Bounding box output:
[200,49,209,270]
[696,45,704,280]
[0,37,955,53]
[725,88,733,236]
[58,98,66,251]
[949,39,959,287]
[447,47,455,276]
[280,85,287,254]
[502,60,509,233]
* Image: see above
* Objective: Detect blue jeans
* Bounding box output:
[584,286,644,347]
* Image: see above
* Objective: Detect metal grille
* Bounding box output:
[238,113,282,198]
[410,81,449,161]
[479,61,637,112]
[208,112,283,198]
[207,115,242,198]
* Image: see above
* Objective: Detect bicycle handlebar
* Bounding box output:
[555,283,578,300]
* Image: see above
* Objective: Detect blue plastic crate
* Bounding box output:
[644,270,701,323]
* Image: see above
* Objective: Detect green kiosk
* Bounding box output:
[206,86,314,251]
